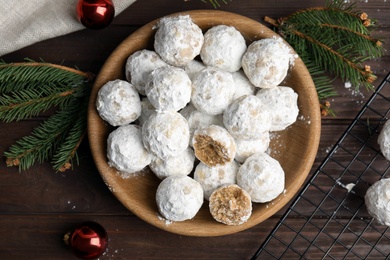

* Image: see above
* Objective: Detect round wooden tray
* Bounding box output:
[87,10,321,237]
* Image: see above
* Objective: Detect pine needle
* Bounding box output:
[264,0,384,103]
[1,60,93,172]
[201,0,230,8]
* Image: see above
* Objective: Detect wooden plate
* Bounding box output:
[87,10,321,236]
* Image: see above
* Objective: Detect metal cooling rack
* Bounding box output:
[251,72,390,259]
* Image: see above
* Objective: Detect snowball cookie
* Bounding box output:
[107,124,152,176]
[142,111,190,160]
[223,95,272,140]
[96,79,141,127]
[256,86,299,131]
[237,153,285,203]
[154,15,204,67]
[145,66,191,112]
[184,59,206,81]
[150,147,195,180]
[234,132,270,163]
[192,125,236,167]
[364,178,390,226]
[125,49,168,95]
[137,97,156,126]
[156,175,204,222]
[180,103,223,147]
[191,67,235,115]
[242,37,293,88]
[378,119,390,161]
[232,70,256,100]
[194,161,239,200]
[209,184,252,226]
[200,25,247,73]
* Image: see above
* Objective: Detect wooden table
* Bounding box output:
[1,0,389,259]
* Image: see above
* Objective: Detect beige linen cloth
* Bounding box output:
[0,0,136,57]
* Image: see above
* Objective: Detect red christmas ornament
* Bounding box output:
[64,221,108,259]
[76,0,115,29]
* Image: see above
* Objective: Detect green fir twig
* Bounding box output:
[1,60,93,172]
[201,0,230,8]
[264,0,384,112]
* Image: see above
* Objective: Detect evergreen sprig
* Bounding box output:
[201,0,230,8]
[264,0,384,107]
[0,61,93,172]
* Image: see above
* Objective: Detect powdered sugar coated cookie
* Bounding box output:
[256,86,299,131]
[378,119,390,161]
[154,15,204,67]
[242,37,293,88]
[194,161,238,200]
[234,132,270,163]
[223,95,271,140]
[125,49,168,95]
[107,124,152,177]
[180,103,223,147]
[142,111,190,159]
[232,70,256,100]
[184,59,206,81]
[237,153,285,203]
[156,175,204,222]
[364,178,390,227]
[200,25,247,72]
[145,66,191,112]
[96,79,141,127]
[150,147,195,180]
[137,97,156,127]
[191,67,235,115]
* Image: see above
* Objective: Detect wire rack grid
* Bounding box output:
[251,72,390,259]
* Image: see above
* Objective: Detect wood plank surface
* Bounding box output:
[1,0,389,259]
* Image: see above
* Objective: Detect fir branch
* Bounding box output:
[264,0,384,104]
[5,98,82,171]
[0,61,93,94]
[1,61,93,172]
[201,0,230,8]
[287,27,373,88]
[51,96,88,172]
[0,85,79,122]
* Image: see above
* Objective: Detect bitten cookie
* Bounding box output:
[156,175,204,222]
[242,37,293,88]
[154,15,204,67]
[364,178,390,227]
[194,161,238,200]
[209,184,252,226]
[142,111,190,159]
[145,66,191,112]
[200,25,247,72]
[191,67,235,115]
[378,119,390,161]
[125,49,168,95]
[96,79,141,127]
[223,95,271,140]
[256,86,299,131]
[192,125,236,167]
[107,124,152,176]
[237,153,285,203]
